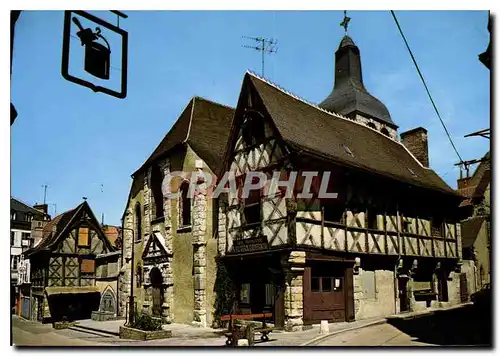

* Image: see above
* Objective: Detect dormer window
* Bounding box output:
[381,127,390,136]
[241,110,265,147]
[367,122,376,129]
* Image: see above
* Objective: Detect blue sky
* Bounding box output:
[11,10,490,225]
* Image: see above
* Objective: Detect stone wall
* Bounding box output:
[447,271,461,305]
[354,114,398,140]
[282,251,305,331]
[354,268,396,320]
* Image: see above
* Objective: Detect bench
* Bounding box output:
[221,313,274,345]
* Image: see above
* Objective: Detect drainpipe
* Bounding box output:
[393,202,401,314]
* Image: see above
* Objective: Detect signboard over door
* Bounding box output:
[232,236,269,254]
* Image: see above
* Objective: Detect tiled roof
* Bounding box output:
[134,97,235,176]
[461,216,486,249]
[245,72,458,196]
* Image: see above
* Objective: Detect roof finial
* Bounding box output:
[340,10,351,34]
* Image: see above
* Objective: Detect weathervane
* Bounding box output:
[340,10,351,34]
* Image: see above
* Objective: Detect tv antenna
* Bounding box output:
[42,184,49,205]
[242,36,278,77]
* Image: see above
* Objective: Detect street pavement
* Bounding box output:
[11,303,491,347]
[313,304,492,347]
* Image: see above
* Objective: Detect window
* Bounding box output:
[265,284,275,306]
[367,208,378,230]
[22,232,30,240]
[179,182,191,227]
[243,183,261,225]
[322,277,332,292]
[26,213,33,222]
[381,127,390,136]
[12,256,18,270]
[81,259,95,274]
[431,216,443,237]
[311,277,320,292]
[324,204,345,223]
[403,220,411,233]
[367,122,376,129]
[241,111,265,147]
[10,231,15,246]
[11,211,16,220]
[135,203,142,241]
[151,164,164,219]
[136,265,143,288]
[78,227,90,246]
[240,283,251,304]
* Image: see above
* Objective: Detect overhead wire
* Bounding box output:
[390,10,464,165]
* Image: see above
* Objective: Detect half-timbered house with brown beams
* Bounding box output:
[119,97,234,327]
[215,34,464,331]
[20,201,120,323]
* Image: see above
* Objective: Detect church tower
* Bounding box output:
[319,13,398,139]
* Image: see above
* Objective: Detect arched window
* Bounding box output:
[151,164,164,219]
[367,122,376,129]
[135,202,142,242]
[179,181,191,227]
[136,265,143,288]
[381,127,390,136]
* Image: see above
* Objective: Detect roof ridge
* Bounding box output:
[11,196,44,213]
[245,70,429,171]
[193,95,235,110]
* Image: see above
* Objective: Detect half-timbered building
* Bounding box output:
[20,201,120,323]
[119,97,234,327]
[215,35,464,331]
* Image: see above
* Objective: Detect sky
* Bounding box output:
[10,10,490,226]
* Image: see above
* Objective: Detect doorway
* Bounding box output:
[150,267,164,317]
[398,276,410,313]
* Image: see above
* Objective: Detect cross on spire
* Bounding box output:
[340,10,351,34]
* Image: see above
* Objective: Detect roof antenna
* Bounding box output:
[42,184,49,205]
[340,10,351,35]
[242,36,278,77]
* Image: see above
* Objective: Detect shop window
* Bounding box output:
[265,284,275,306]
[179,182,191,227]
[78,227,90,247]
[240,283,251,304]
[322,277,332,292]
[311,277,320,292]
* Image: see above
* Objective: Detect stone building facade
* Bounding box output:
[119,97,234,327]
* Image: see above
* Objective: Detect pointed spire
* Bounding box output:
[319,12,397,128]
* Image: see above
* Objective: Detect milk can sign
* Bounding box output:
[61,11,128,99]
[17,257,30,285]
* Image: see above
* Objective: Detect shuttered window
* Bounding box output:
[78,227,90,246]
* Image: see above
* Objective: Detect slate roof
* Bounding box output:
[11,197,46,216]
[319,35,396,127]
[245,71,459,196]
[461,216,486,249]
[134,97,235,176]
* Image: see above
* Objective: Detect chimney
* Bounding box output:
[457,177,472,190]
[400,127,429,167]
[34,204,48,215]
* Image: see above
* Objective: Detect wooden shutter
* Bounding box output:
[78,227,89,246]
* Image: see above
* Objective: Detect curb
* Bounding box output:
[300,318,387,346]
[71,324,120,337]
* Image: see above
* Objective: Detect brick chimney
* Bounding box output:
[401,127,429,167]
[457,177,472,190]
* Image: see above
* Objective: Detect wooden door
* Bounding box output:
[307,263,346,323]
[152,286,163,316]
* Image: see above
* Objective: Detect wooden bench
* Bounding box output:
[221,313,274,345]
